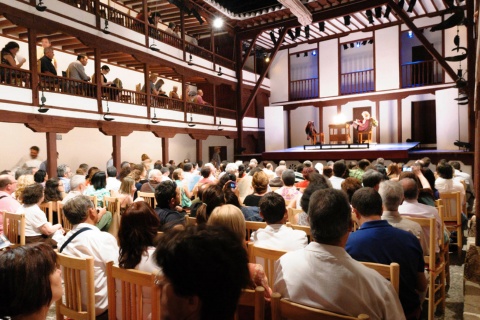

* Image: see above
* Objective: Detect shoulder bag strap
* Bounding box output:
[59,227,91,253]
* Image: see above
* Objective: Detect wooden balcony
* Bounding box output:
[401,60,443,88]
[289,78,319,101]
[340,68,374,95]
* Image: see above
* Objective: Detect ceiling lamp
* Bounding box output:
[151,107,160,123]
[213,17,223,28]
[217,67,223,76]
[295,27,301,38]
[304,25,310,38]
[277,0,312,26]
[36,0,47,11]
[343,15,351,26]
[384,6,392,18]
[38,86,49,113]
[287,29,296,41]
[102,20,110,35]
[366,9,374,24]
[375,7,382,18]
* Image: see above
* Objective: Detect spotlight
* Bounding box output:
[295,27,301,38]
[38,86,49,113]
[343,15,351,26]
[102,19,110,35]
[366,10,374,24]
[102,99,114,121]
[356,42,360,48]
[217,119,223,131]
[407,0,416,13]
[375,7,382,18]
[343,44,348,50]
[368,39,374,44]
[384,6,391,18]
[265,55,270,63]
[187,115,196,127]
[213,17,223,28]
[312,50,317,56]
[36,0,47,11]
[454,140,471,150]
[151,108,160,123]
[319,21,325,32]
[217,67,223,76]
[188,54,193,65]
[150,42,160,52]
[269,31,277,45]
[287,29,296,41]
[304,25,310,39]
[350,43,354,48]
[296,53,300,58]
[398,0,405,9]
[408,30,414,38]
[304,52,308,57]
[362,40,367,45]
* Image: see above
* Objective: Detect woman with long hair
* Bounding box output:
[117,201,160,320]
[84,171,110,207]
[196,184,225,225]
[173,168,192,208]
[116,177,136,214]
[44,178,64,202]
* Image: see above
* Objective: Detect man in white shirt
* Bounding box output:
[398,178,442,253]
[435,163,465,206]
[329,160,346,190]
[0,174,21,233]
[274,189,404,320]
[57,195,118,318]
[450,161,474,213]
[12,146,43,171]
[251,192,307,251]
[105,166,121,194]
[57,164,72,193]
[62,175,87,204]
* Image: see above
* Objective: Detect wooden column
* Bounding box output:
[46,132,58,177]
[95,47,103,113]
[162,138,169,165]
[112,135,121,171]
[196,139,202,163]
[27,29,39,105]
[145,64,151,118]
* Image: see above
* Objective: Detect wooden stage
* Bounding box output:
[262,142,474,164]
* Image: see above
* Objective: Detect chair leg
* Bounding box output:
[457,227,463,256]
[428,271,435,320]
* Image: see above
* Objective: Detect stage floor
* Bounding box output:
[262,142,421,161]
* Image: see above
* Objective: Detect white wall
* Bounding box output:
[376,26,400,91]
[169,134,196,163]
[203,135,235,163]
[379,100,398,143]
[289,51,318,81]
[322,106,337,143]
[289,106,319,147]
[319,39,339,98]
[341,40,373,73]
[121,131,163,165]
[264,106,287,151]
[435,88,460,150]
[269,49,289,103]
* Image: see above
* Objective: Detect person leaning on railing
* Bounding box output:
[1,41,27,85]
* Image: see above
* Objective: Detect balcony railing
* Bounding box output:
[98,3,145,34]
[340,68,374,95]
[187,102,214,116]
[152,95,184,111]
[0,65,31,88]
[149,27,183,49]
[216,107,236,119]
[186,43,214,62]
[215,55,235,70]
[401,60,442,88]
[58,0,95,13]
[289,78,319,101]
[38,74,96,97]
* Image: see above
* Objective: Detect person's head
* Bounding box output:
[225,163,238,175]
[106,166,117,178]
[168,22,176,29]
[44,178,63,201]
[43,47,54,59]
[34,170,47,183]
[259,192,286,224]
[450,161,461,170]
[341,177,362,203]
[118,176,136,195]
[155,180,178,209]
[100,65,110,75]
[63,195,96,225]
[421,157,432,167]
[358,159,371,170]
[303,160,312,168]
[362,111,370,119]
[281,169,295,186]
[77,54,88,66]
[70,174,86,192]
[0,174,16,194]
[378,180,403,211]
[0,243,62,318]
[148,169,162,182]
[251,171,269,194]
[302,167,315,181]
[168,159,176,167]
[400,178,418,200]
[173,168,184,181]
[308,189,352,245]
[21,183,44,205]
[299,174,331,212]
[322,167,333,178]
[351,187,383,217]
[200,166,211,178]
[361,169,384,189]
[274,165,286,178]
[437,163,454,179]
[118,201,160,269]
[197,89,203,96]
[154,226,250,320]
[172,85,178,92]
[218,173,236,189]
[208,204,246,243]
[387,163,400,176]
[197,184,225,225]
[78,163,89,175]
[2,41,20,55]
[30,146,40,159]
[91,171,107,190]
[86,166,99,182]
[40,37,51,48]
[348,161,358,170]
[296,164,304,173]
[333,160,347,178]
[57,164,71,179]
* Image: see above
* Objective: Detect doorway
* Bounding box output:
[411,46,434,86]
[411,100,436,145]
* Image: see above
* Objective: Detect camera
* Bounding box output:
[402,167,412,172]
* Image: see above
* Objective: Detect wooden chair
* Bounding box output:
[360,262,400,295]
[235,286,265,320]
[404,216,446,319]
[40,201,54,223]
[357,130,372,144]
[312,132,325,145]
[186,216,197,226]
[106,261,160,320]
[271,292,370,320]
[437,204,450,289]
[3,211,25,246]
[85,195,98,208]
[137,191,157,208]
[104,196,121,239]
[439,191,462,255]
[287,208,303,225]
[270,187,280,192]
[248,245,287,288]
[286,222,311,243]
[56,252,96,320]
[245,221,267,241]
[57,201,73,233]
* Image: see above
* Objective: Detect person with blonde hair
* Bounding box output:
[141,154,152,171]
[208,204,272,299]
[173,168,192,208]
[243,171,269,207]
[116,177,136,214]
[14,174,35,201]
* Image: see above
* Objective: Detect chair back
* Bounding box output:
[56,251,96,320]
[286,222,311,243]
[3,211,25,246]
[439,192,461,224]
[57,201,73,233]
[104,196,121,239]
[106,261,160,320]
[137,191,157,208]
[245,221,267,241]
[186,216,197,226]
[271,292,370,320]
[249,245,287,288]
[287,207,303,224]
[235,286,265,320]
[85,195,98,208]
[40,201,54,223]
[359,262,400,295]
[403,217,437,267]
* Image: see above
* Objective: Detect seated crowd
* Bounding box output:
[0,148,474,319]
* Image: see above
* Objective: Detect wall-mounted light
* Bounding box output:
[312,50,317,56]
[102,19,110,34]
[264,54,270,63]
[343,44,348,50]
[362,40,367,46]
[350,43,354,48]
[304,52,308,57]
[103,98,114,121]
[151,107,160,123]
[356,42,360,48]
[188,54,193,65]
[187,114,196,127]
[217,119,223,131]
[36,0,47,11]
[217,66,223,76]
[368,39,374,44]
[38,86,49,113]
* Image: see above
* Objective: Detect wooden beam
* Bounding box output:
[240,35,259,70]
[162,137,169,164]
[241,27,287,119]
[112,135,121,171]
[388,0,457,80]
[46,132,58,178]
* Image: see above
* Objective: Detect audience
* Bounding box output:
[57,164,72,193]
[105,166,121,193]
[274,189,404,318]
[243,171,269,207]
[193,89,210,105]
[362,168,385,190]
[115,177,136,214]
[173,168,192,208]
[139,169,162,192]
[295,167,314,188]
[1,41,26,69]
[269,165,285,187]
[349,158,370,182]
[274,169,301,203]
[196,184,225,224]
[154,180,185,231]
[67,54,91,82]
[330,160,346,189]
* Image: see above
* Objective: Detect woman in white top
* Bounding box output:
[16,183,63,247]
[116,201,161,320]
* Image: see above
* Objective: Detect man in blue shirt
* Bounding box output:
[346,187,427,320]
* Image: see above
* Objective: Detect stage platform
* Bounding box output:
[262,142,421,162]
